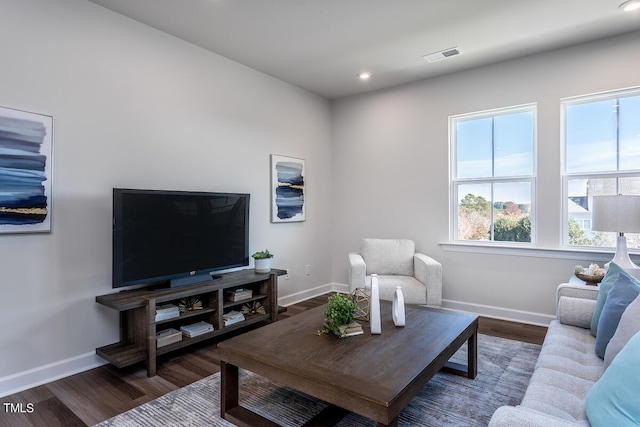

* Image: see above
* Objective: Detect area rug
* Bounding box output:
[94,334,540,427]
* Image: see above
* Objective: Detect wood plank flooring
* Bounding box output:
[0,294,547,427]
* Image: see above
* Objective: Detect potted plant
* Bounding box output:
[252,249,273,273]
[317,293,361,338]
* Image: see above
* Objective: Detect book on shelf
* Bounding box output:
[180,321,214,338]
[223,310,245,326]
[156,328,182,347]
[225,288,253,302]
[155,304,180,321]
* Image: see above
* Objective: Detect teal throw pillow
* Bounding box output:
[591,262,624,336]
[594,272,640,358]
[586,331,640,426]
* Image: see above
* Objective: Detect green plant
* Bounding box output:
[317,293,358,338]
[251,249,273,259]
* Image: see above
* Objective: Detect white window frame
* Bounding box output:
[561,86,640,248]
[449,103,537,245]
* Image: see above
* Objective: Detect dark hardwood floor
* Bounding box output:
[0,294,547,427]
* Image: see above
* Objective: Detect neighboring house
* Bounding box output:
[568,199,593,239]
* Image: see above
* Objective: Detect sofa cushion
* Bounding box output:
[586,331,640,427]
[558,296,596,329]
[361,238,414,276]
[535,320,602,382]
[594,273,640,358]
[604,294,640,370]
[591,262,624,336]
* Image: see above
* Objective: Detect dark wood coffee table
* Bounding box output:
[219,301,478,427]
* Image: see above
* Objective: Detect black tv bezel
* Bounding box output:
[112,188,250,289]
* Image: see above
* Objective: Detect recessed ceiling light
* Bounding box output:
[358,72,371,80]
[620,0,640,11]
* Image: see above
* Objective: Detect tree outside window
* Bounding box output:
[451,105,536,243]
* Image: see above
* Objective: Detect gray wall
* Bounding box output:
[0,0,333,395]
[331,31,640,323]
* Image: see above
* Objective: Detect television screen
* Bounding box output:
[112,188,250,288]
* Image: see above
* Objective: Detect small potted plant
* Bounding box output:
[252,249,273,273]
[317,293,361,338]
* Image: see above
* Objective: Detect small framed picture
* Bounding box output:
[0,105,53,233]
[271,155,305,222]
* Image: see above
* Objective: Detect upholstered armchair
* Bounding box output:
[348,238,442,307]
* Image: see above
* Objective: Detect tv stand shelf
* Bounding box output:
[96,268,284,376]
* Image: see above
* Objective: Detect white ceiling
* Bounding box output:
[87,0,640,100]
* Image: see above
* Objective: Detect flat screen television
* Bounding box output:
[112,188,250,288]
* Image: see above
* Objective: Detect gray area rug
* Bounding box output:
[94,334,540,426]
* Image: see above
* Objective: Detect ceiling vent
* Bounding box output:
[422,47,462,63]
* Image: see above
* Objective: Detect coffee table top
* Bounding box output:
[219,301,478,419]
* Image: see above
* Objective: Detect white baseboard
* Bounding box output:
[278,283,336,307]
[0,351,107,398]
[441,299,554,326]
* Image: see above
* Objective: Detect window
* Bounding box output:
[450,104,536,243]
[563,87,640,247]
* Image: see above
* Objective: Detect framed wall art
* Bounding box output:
[271,154,305,223]
[0,106,53,233]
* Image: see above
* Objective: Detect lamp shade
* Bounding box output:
[592,195,640,233]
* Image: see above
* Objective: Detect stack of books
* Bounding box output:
[180,321,214,338]
[337,322,364,337]
[155,304,180,321]
[223,310,245,326]
[225,288,253,302]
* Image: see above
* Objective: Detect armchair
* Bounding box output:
[348,238,442,307]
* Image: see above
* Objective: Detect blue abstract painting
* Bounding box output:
[0,106,53,233]
[271,155,305,222]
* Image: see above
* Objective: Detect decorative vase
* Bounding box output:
[254,258,271,274]
[370,274,382,334]
[392,286,405,327]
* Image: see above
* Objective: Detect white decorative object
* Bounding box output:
[592,195,640,278]
[254,258,271,273]
[370,274,381,334]
[392,286,405,327]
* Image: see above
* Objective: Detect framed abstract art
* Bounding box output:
[271,154,305,223]
[0,106,53,233]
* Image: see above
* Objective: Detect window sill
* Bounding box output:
[439,241,640,262]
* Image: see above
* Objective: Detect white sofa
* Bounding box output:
[489,282,601,426]
[348,238,442,306]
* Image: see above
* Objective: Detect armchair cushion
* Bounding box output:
[370,275,426,304]
[360,238,414,276]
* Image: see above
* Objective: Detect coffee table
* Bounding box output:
[219,301,478,427]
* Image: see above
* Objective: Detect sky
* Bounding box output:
[455,93,640,205]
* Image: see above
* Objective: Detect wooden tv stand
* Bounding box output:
[95,268,284,376]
